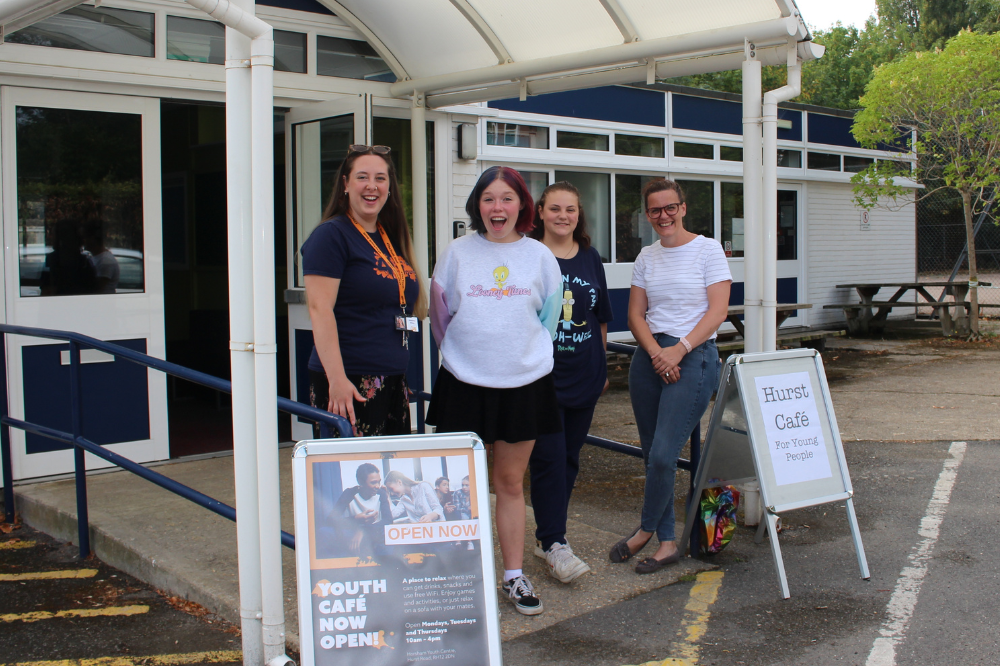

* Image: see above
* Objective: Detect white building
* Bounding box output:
[0,0,915,477]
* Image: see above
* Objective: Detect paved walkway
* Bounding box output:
[7,320,999,654]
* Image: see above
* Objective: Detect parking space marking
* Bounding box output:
[865,440,967,666]
[6,650,244,666]
[0,540,36,551]
[625,570,725,666]
[1,605,150,624]
[0,569,98,581]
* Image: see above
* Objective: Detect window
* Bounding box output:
[17,107,145,297]
[674,141,713,160]
[167,16,224,64]
[274,30,306,74]
[6,6,154,57]
[807,151,841,171]
[486,123,548,149]
[881,159,912,175]
[615,134,664,158]
[555,171,610,261]
[675,180,714,238]
[777,190,797,260]
[844,156,874,173]
[721,182,744,258]
[317,35,395,81]
[777,149,802,168]
[557,131,609,151]
[517,171,549,206]
[720,146,743,162]
[615,174,657,263]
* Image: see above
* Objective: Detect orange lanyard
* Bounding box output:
[348,213,408,311]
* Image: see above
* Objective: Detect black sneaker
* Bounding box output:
[501,574,543,616]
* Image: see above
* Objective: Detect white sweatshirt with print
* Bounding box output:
[429,233,562,388]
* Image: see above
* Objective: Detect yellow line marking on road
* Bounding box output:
[0,569,98,582]
[0,540,36,551]
[6,650,244,666]
[1,605,149,624]
[624,570,725,666]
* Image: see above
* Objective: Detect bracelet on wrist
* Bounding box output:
[679,336,692,353]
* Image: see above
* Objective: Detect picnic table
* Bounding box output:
[824,281,990,336]
[723,303,813,338]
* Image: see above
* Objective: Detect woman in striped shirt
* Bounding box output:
[609,178,732,574]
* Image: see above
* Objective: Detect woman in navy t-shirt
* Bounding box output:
[301,146,426,436]
[527,182,613,583]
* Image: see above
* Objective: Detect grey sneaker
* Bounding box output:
[502,574,543,615]
[535,542,591,583]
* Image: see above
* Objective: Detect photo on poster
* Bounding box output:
[303,448,490,666]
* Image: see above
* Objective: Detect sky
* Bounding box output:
[793,0,879,30]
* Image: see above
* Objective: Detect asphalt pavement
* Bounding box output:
[0,524,244,666]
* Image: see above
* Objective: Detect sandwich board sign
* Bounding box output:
[291,432,502,666]
[680,348,870,598]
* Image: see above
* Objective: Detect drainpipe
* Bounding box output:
[224,12,262,666]
[410,94,429,282]
[247,23,287,666]
[742,40,763,353]
[184,1,286,664]
[761,38,801,352]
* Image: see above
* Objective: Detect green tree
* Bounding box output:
[851,30,1000,337]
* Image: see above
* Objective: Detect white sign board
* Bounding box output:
[681,349,869,598]
[292,433,502,666]
[753,371,832,486]
[860,210,871,231]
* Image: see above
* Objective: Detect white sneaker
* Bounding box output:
[535,542,591,583]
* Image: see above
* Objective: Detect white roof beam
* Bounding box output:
[426,40,824,109]
[448,0,513,64]
[391,16,797,98]
[315,0,411,82]
[0,0,86,37]
[598,0,639,43]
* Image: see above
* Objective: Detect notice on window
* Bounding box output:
[754,372,832,486]
[300,447,492,665]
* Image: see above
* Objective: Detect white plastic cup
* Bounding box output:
[739,481,762,526]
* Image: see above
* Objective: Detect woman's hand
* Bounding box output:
[602,378,610,395]
[649,343,686,376]
[328,374,365,427]
[418,513,440,523]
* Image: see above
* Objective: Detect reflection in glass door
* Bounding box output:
[2,87,167,481]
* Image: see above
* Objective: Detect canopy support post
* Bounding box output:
[742,40,763,353]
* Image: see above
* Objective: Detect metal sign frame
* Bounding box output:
[291,432,502,666]
[681,348,870,598]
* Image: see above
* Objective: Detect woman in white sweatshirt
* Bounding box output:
[426,166,562,617]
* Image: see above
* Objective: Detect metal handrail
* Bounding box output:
[0,324,353,556]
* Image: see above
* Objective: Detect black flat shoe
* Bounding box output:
[634,550,680,574]
[609,526,651,563]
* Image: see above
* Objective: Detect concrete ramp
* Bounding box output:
[12,452,713,649]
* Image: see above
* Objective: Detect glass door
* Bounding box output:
[284,95,368,442]
[1,87,167,480]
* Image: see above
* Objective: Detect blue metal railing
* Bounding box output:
[0,324,353,558]
[409,340,703,556]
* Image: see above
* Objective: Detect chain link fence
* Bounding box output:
[917,188,1000,316]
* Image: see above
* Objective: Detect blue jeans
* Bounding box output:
[629,334,720,541]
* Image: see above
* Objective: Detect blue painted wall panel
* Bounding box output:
[23,339,150,454]
[807,113,860,148]
[257,0,333,15]
[672,95,802,140]
[489,86,666,127]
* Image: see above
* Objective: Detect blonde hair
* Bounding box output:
[384,470,416,488]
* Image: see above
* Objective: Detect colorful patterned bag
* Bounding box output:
[699,486,741,555]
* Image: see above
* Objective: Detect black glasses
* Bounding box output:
[349,144,391,155]
[647,203,682,217]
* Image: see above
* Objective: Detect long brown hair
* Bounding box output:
[321,149,427,318]
[528,181,591,250]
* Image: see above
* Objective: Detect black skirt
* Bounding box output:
[426,368,562,444]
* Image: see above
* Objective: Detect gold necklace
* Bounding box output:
[553,242,576,259]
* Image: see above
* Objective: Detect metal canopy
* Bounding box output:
[319,0,818,105]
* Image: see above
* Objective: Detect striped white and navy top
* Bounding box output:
[631,235,732,339]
